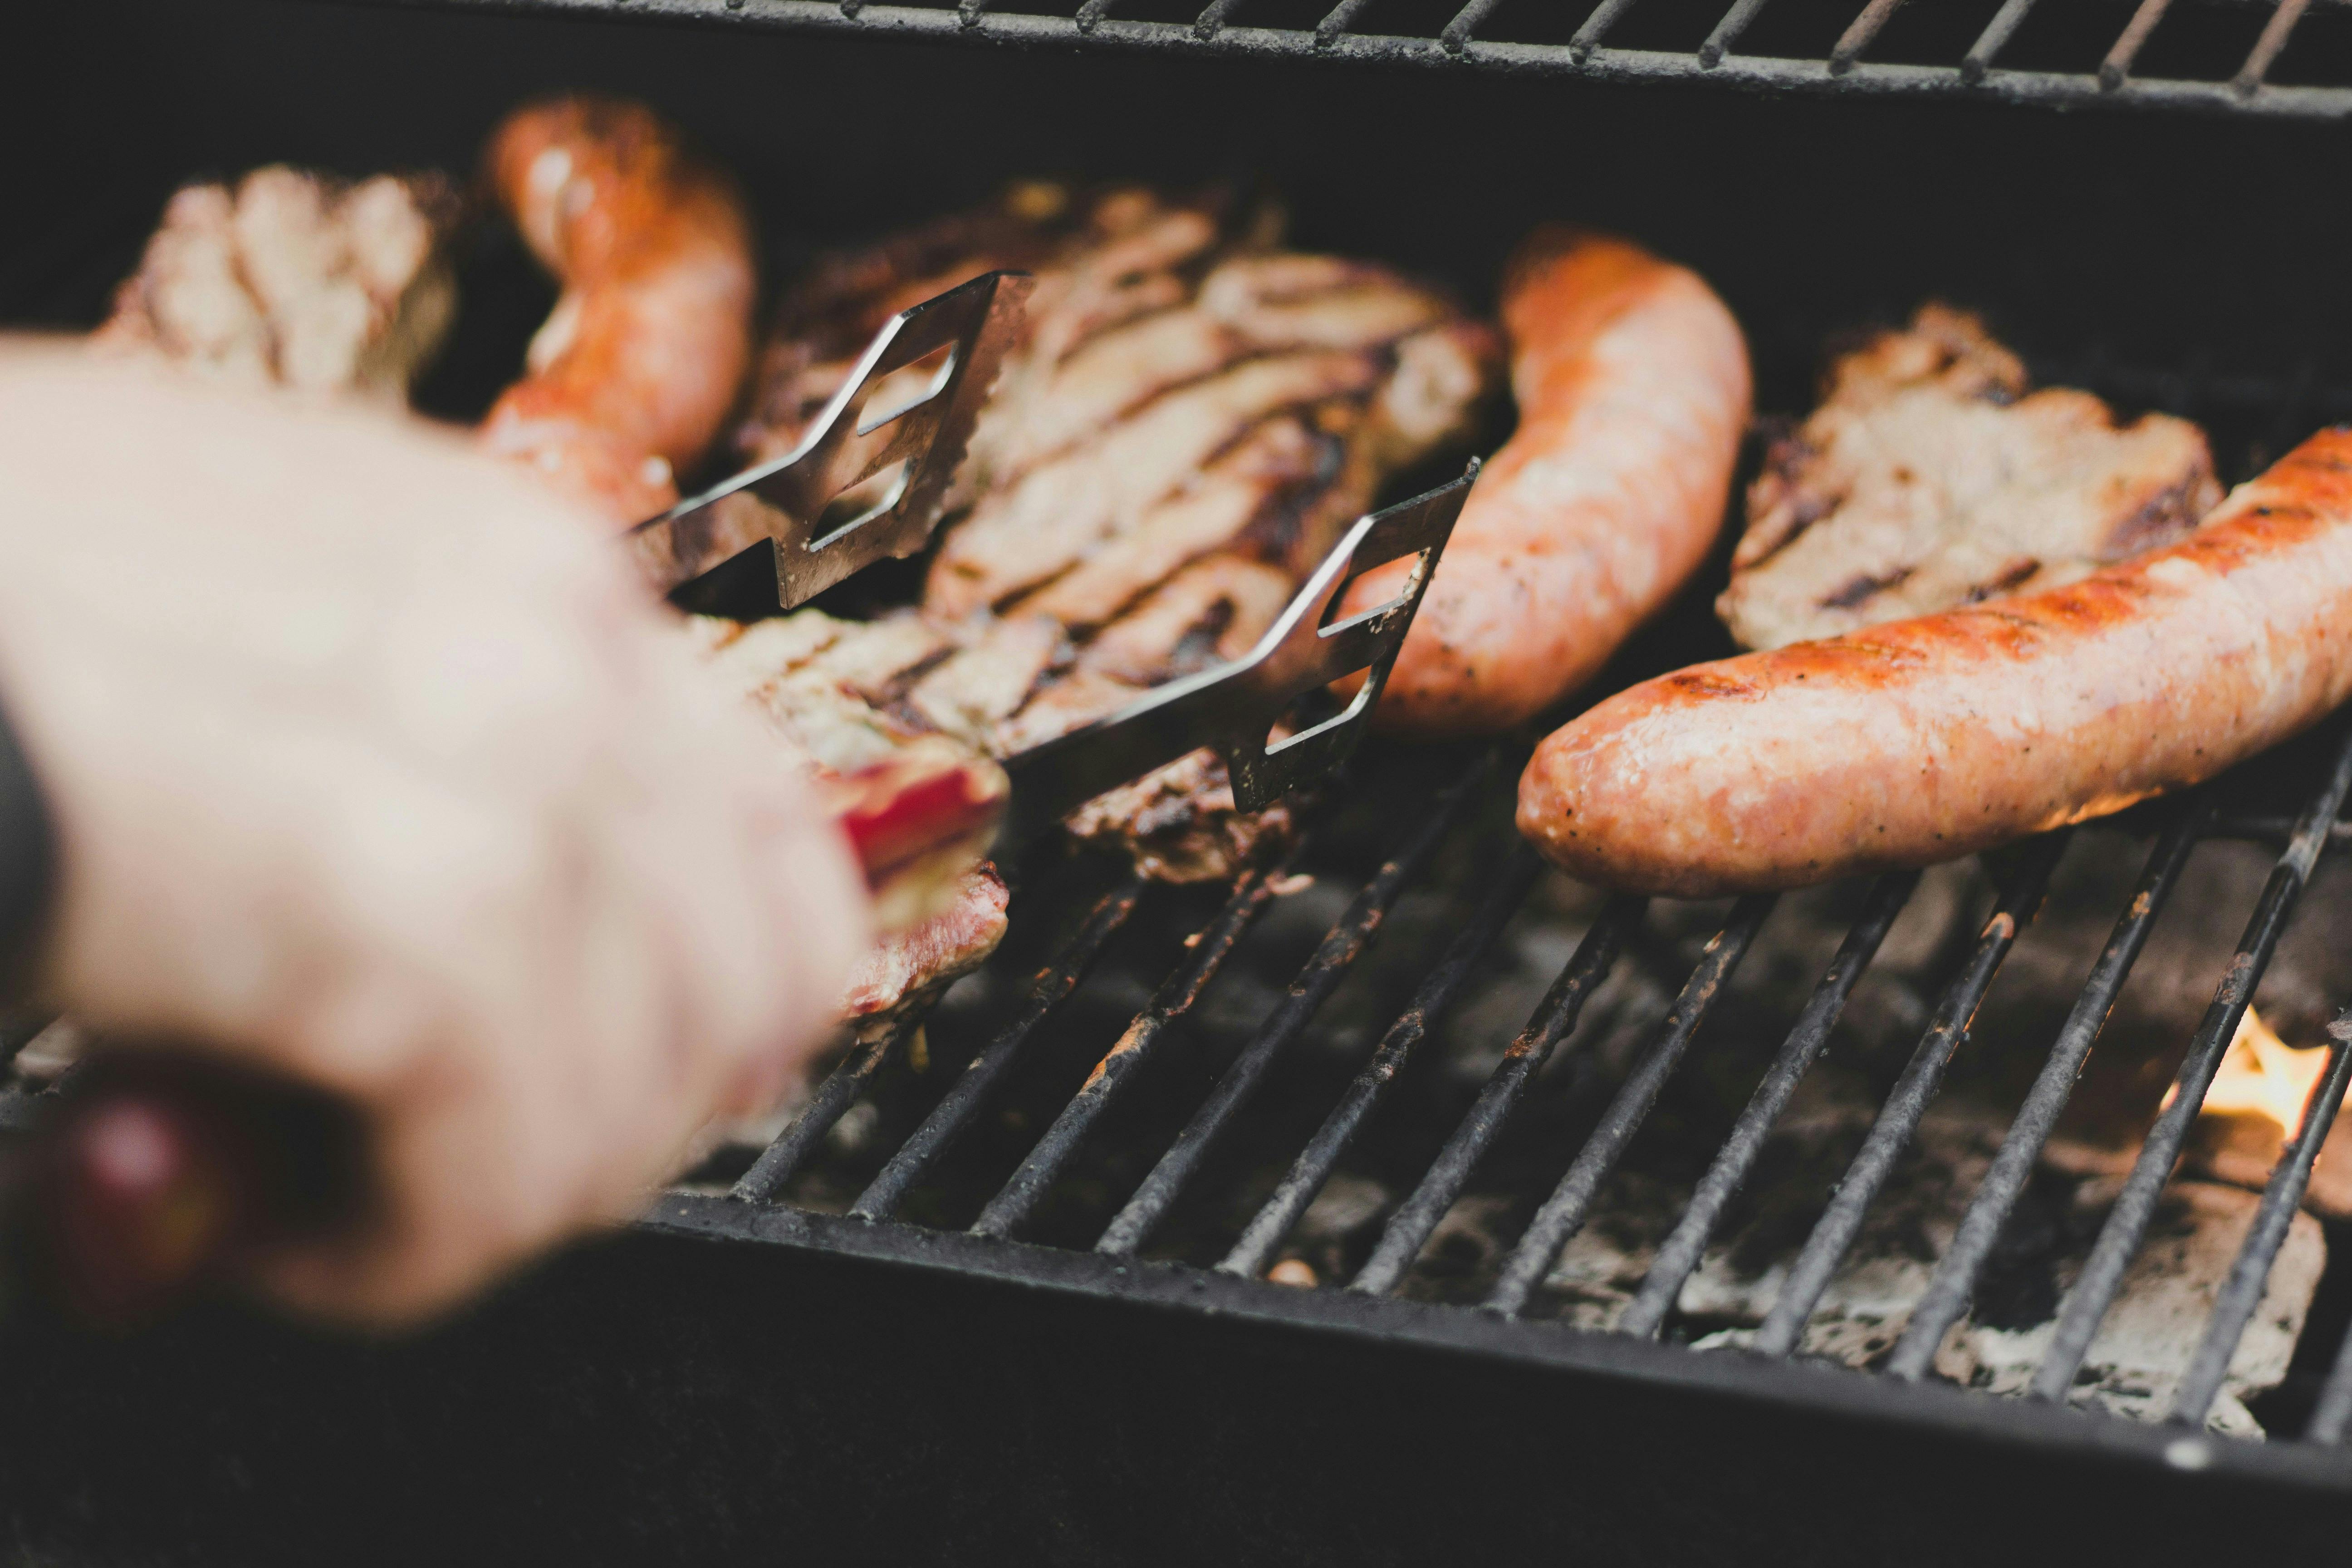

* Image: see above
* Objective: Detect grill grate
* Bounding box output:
[368,0,2352,121]
[673,709,2352,1463]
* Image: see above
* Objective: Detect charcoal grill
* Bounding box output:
[9,0,2352,1560]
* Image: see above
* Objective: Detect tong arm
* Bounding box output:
[1000,461,1479,840]
[629,270,1033,616]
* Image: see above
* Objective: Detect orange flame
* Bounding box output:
[2163,1006,2330,1139]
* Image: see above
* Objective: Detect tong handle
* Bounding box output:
[630,270,1033,617]
[1000,460,1479,840]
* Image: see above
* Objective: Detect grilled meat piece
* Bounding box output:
[1719,305,2222,650]
[738,183,1497,879]
[1521,426,2352,897]
[479,97,758,522]
[97,167,457,398]
[687,613,1010,1034]
[1335,227,1753,736]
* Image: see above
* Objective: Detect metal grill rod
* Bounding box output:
[1699,0,1772,65]
[1569,0,1642,62]
[1886,803,2206,1379]
[2237,0,2313,95]
[1830,0,1907,74]
[1961,0,2038,81]
[967,848,1300,1240]
[1313,0,1372,46]
[1437,0,1500,54]
[2102,0,2176,87]
[1349,896,1641,1296]
[1618,871,1918,1341]
[1094,752,1494,1257]
[1215,847,1542,1280]
[374,0,2352,123]
[731,1018,912,1203]
[849,878,1144,1220]
[1753,834,2068,1357]
[2171,1019,2352,1425]
[2029,720,2352,1402]
[1485,894,1777,1318]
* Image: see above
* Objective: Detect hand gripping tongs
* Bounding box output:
[8,275,1477,1325]
[625,269,1479,864]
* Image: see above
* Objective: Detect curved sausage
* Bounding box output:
[1338,227,1749,739]
[1518,427,2352,897]
[480,97,756,523]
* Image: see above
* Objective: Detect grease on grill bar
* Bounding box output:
[707,709,2352,1446]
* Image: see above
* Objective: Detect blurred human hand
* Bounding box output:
[0,343,869,1324]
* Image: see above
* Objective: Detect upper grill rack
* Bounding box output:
[378,0,2352,121]
[682,715,2352,1458]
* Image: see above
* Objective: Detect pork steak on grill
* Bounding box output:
[1718,305,2222,650]
[735,182,1498,879]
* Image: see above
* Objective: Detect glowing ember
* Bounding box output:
[2165,1006,2330,1140]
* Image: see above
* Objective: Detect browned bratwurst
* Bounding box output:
[1519,427,2352,897]
[1337,228,1749,738]
[480,98,756,522]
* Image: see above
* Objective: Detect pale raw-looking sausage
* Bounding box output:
[1337,227,1750,738]
[480,98,756,523]
[1519,427,2352,897]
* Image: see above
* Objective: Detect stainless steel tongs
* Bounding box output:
[625,268,1476,853]
[630,270,1035,617]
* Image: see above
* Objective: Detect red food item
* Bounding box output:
[1337,227,1751,738]
[1519,426,2352,897]
[816,745,1010,934]
[479,97,757,523]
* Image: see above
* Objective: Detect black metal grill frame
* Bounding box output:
[12,6,2352,1549]
[650,701,2352,1490]
[366,0,2352,121]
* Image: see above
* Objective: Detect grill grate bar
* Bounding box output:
[1437,0,1501,54]
[967,847,1301,1240]
[1699,0,1773,65]
[2029,721,2352,1402]
[1192,0,1242,40]
[1094,752,1495,1258]
[1886,804,2208,1380]
[2171,1019,2352,1426]
[0,1013,54,1078]
[1349,896,1642,1296]
[731,1018,912,1203]
[1569,0,1643,63]
[1619,871,1919,1341]
[1961,0,2039,82]
[1215,847,1543,1281]
[1753,834,2068,1358]
[2102,0,2177,88]
[2204,812,2352,848]
[1312,0,1373,45]
[1485,893,1778,1318]
[849,878,1145,1220]
[363,0,2352,122]
[1830,0,1908,74]
[2236,0,2314,95]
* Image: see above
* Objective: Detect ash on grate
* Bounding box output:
[1526,1079,2323,1438]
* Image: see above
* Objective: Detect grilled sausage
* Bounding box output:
[480,98,756,523]
[1337,228,1750,738]
[1519,427,2352,897]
